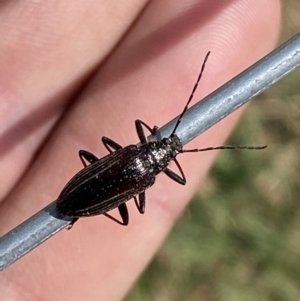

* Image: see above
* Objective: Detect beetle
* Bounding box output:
[56,52,266,227]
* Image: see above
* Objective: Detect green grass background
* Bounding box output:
[125,2,300,300]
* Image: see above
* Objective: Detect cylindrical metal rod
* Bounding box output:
[1,33,300,272]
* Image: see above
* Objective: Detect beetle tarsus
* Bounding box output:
[135,192,146,214]
[79,150,99,167]
[103,203,129,225]
[102,136,122,153]
[66,218,79,230]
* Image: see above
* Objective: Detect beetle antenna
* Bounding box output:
[171,51,211,136]
[182,145,267,153]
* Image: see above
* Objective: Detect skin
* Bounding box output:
[0,1,280,300]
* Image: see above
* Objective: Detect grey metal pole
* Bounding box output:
[1,33,300,272]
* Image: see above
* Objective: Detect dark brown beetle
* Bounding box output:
[56,52,266,227]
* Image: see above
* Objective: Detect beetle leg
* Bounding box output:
[102,136,122,153]
[134,192,146,214]
[79,150,99,167]
[103,203,129,226]
[66,217,79,230]
[135,120,158,143]
[163,158,186,185]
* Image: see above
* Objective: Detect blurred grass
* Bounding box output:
[125,2,300,301]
